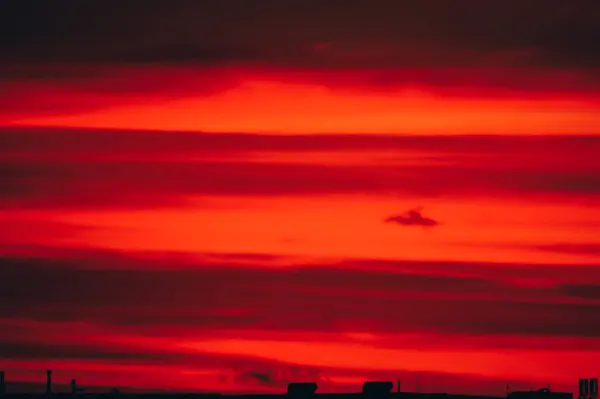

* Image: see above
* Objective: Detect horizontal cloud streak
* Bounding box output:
[0,246,598,394]
[2,65,600,133]
[1,247,599,337]
[1,128,598,209]
[3,127,600,158]
[0,335,554,396]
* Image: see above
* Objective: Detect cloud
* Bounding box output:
[0,247,597,393]
[384,207,439,227]
[0,65,243,121]
[2,0,600,71]
[2,65,600,125]
[2,2,600,123]
[0,340,160,361]
[1,127,599,210]
[536,244,600,255]
[465,242,600,265]
[0,246,599,337]
[559,284,600,300]
[0,331,557,396]
[3,126,599,158]
[234,366,322,389]
[241,371,275,386]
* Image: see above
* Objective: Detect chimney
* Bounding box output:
[586,379,592,399]
[71,379,77,395]
[46,370,52,395]
[397,380,401,393]
[591,378,599,399]
[0,370,5,395]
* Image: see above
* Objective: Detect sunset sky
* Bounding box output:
[1,0,599,395]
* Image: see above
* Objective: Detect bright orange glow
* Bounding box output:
[41,196,600,265]
[180,337,597,382]
[9,80,600,135]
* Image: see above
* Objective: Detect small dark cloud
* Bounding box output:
[243,371,275,385]
[384,207,439,227]
[235,366,322,389]
[560,283,600,300]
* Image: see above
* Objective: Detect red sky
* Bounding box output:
[1,0,600,396]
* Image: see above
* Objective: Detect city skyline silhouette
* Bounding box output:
[0,370,598,399]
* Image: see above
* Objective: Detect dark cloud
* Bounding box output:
[0,324,550,396]
[0,162,596,210]
[0,341,160,361]
[235,367,321,389]
[242,371,274,386]
[2,66,600,125]
[559,284,600,300]
[0,248,599,337]
[2,126,599,156]
[1,0,600,70]
[384,208,439,227]
[0,128,599,210]
[0,321,311,372]
[2,1,600,123]
[0,320,325,393]
[0,65,242,121]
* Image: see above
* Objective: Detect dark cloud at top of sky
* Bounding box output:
[1,0,600,69]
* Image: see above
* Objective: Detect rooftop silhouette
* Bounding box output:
[0,371,596,399]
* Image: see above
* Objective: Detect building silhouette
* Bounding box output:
[578,378,599,399]
[0,370,596,399]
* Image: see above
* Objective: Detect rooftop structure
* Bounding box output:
[0,371,589,399]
